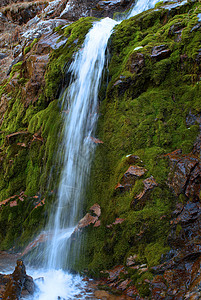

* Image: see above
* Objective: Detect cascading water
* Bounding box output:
[25,0,162,298]
[46,16,117,270]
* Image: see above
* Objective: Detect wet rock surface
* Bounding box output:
[0,259,34,300]
[166,140,201,201]
[115,165,147,192]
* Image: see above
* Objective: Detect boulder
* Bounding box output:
[1,260,35,300]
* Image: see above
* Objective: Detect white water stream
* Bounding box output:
[25,0,162,298]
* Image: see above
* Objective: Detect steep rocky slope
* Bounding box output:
[0,0,201,299]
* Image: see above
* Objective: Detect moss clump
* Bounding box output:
[23,38,38,55]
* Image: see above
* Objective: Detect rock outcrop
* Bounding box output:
[0,260,35,299]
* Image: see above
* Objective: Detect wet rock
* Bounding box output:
[7,53,23,75]
[22,231,51,256]
[43,0,67,19]
[166,144,201,200]
[186,110,201,129]
[151,45,171,60]
[22,54,49,105]
[117,279,131,291]
[89,136,104,144]
[115,165,147,192]
[127,52,145,74]
[1,1,47,25]
[90,203,101,217]
[75,213,98,231]
[131,176,158,208]
[22,18,67,41]
[124,165,147,180]
[1,260,34,300]
[24,275,35,294]
[0,93,10,125]
[161,0,189,12]
[95,0,133,18]
[105,265,126,282]
[13,44,22,58]
[94,220,101,227]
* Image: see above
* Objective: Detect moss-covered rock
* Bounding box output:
[0,17,96,250]
[74,1,201,289]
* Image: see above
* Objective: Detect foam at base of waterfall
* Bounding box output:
[22,268,93,300]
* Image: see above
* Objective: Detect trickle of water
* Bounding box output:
[128,0,161,18]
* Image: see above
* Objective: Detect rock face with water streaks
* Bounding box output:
[0,0,201,299]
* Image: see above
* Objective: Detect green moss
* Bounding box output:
[45,17,95,101]
[24,38,38,55]
[79,0,201,278]
[144,242,170,267]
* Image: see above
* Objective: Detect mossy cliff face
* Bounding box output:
[0,17,95,250]
[0,0,201,297]
[69,0,201,297]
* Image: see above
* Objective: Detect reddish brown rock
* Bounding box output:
[90,203,101,217]
[131,176,158,208]
[22,54,49,105]
[22,231,52,256]
[117,279,131,291]
[75,213,98,231]
[1,1,48,25]
[94,220,101,227]
[0,94,10,125]
[107,218,125,228]
[126,255,138,267]
[89,136,104,144]
[10,200,17,207]
[105,265,126,282]
[60,0,133,20]
[115,165,147,193]
[1,260,34,300]
[124,165,147,179]
[166,145,201,201]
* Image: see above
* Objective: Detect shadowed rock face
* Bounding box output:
[60,0,133,20]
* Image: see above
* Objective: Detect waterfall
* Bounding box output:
[24,0,162,298]
[47,0,162,271]
[46,17,117,270]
